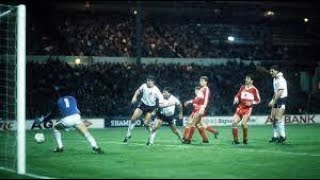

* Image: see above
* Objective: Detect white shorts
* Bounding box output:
[60,114,82,128]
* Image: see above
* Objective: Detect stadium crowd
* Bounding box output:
[30,13,316,60]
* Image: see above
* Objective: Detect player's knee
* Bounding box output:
[241,123,248,128]
[130,116,137,121]
[232,122,238,127]
[143,122,150,127]
[54,123,64,130]
[196,123,202,129]
[274,117,281,123]
[74,124,85,133]
[186,122,193,127]
[152,125,159,131]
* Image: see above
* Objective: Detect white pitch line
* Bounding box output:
[29,139,320,157]
[0,166,56,179]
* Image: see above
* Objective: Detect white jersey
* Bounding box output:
[160,95,181,117]
[273,72,288,98]
[138,83,163,106]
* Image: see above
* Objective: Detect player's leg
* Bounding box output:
[124,108,143,142]
[202,118,219,139]
[143,111,153,132]
[195,121,209,143]
[191,112,209,143]
[188,125,196,142]
[148,118,163,145]
[75,123,104,154]
[182,112,199,144]
[168,121,183,142]
[241,109,252,144]
[232,113,242,144]
[274,107,286,143]
[53,122,64,152]
[269,108,279,143]
[182,114,194,143]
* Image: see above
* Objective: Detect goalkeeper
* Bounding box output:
[35,86,104,154]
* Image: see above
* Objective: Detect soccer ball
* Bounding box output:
[34,133,45,144]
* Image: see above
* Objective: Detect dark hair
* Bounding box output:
[270,65,280,72]
[52,85,74,98]
[163,87,173,93]
[200,76,208,82]
[146,75,155,82]
[246,74,254,81]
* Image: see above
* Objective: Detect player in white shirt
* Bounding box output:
[123,75,166,143]
[147,87,184,145]
[268,65,288,143]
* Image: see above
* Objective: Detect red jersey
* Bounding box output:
[192,86,210,111]
[234,85,260,108]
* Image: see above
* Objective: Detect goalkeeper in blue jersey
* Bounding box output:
[35,86,103,154]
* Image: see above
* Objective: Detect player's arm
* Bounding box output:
[35,106,58,125]
[269,78,286,107]
[184,99,193,107]
[233,87,242,105]
[178,101,183,120]
[131,84,143,104]
[253,88,261,105]
[269,89,284,107]
[200,87,210,112]
[159,102,176,108]
[256,65,270,74]
[82,119,92,127]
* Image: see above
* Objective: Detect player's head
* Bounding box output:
[194,86,201,95]
[270,65,280,78]
[163,87,173,99]
[146,75,155,87]
[52,85,74,98]
[199,76,208,87]
[245,74,254,85]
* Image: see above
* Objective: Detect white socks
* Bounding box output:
[273,123,279,138]
[278,121,286,138]
[54,129,63,148]
[149,131,156,144]
[84,131,98,148]
[126,121,136,137]
[273,121,286,138]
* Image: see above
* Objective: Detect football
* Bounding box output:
[34,133,45,143]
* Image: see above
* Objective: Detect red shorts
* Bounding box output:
[235,106,252,119]
[190,108,206,118]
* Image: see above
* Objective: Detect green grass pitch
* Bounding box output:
[1,124,320,179]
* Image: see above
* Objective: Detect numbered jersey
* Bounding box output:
[57,96,80,118]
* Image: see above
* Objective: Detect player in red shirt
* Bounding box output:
[182,76,212,144]
[232,74,261,144]
[183,86,219,143]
